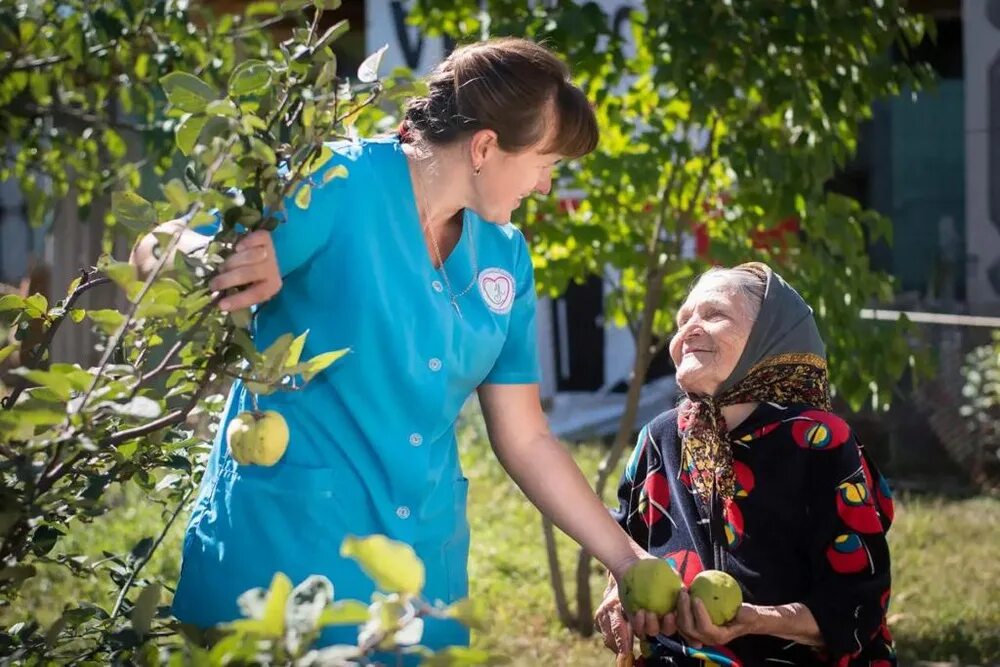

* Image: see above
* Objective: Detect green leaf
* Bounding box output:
[445,598,489,631]
[340,535,425,595]
[357,44,388,83]
[112,192,157,235]
[0,294,26,312]
[13,369,75,401]
[260,332,294,378]
[25,293,48,318]
[69,309,86,323]
[88,309,126,335]
[316,0,342,9]
[161,72,218,113]
[206,99,239,117]
[259,572,293,637]
[316,20,349,53]
[176,114,208,156]
[0,408,64,428]
[163,178,191,213]
[0,344,15,364]
[246,1,280,17]
[285,330,309,368]
[317,58,338,89]
[99,257,140,292]
[294,184,311,209]
[241,114,269,134]
[298,348,349,382]
[249,138,276,165]
[45,616,66,650]
[98,397,162,420]
[130,583,161,637]
[229,60,273,96]
[316,600,370,627]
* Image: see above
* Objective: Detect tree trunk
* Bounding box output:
[542,516,575,628]
[572,256,667,633]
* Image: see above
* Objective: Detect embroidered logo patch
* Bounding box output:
[478,268,515,314]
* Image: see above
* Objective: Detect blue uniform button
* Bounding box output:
[428,358,442,372]
[396,506,411,520]
[409,433,423,446]
[431,280,443,293]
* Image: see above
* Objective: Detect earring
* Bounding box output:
[473,165,481,176]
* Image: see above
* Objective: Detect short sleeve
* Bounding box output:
[798,414,894,660]
[482,232,540,384]
[270,147,357,277]
[192,143,359,277]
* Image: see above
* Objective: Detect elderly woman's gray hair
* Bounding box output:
[690,263,769,320]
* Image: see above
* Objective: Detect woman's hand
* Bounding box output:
[208,230,282,312]
[595,581,677,657]
[595,583,633,656]
[674,588,758,648]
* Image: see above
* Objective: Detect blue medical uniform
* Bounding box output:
[171,137,539,653]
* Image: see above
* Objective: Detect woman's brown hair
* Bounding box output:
[400,37,598,159]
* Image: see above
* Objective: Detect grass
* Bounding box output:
[5,413,999,666]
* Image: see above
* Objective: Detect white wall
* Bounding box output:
[963,0,1000,312]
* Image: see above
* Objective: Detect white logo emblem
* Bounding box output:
[478,268,515,314]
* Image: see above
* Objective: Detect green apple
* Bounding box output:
[619,559,682,616]
[227,410,289,466]
[689,570,742,625]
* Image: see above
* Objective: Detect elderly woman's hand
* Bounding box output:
[674,588,758,648]
[595,582,677,657]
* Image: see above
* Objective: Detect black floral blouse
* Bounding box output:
[611,403,896,666]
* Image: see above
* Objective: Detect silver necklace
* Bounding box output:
[426,215,478,318]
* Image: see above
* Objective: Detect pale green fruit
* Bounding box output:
[227,410,289,466]
[620,559,682,616]
[689,570,742,625]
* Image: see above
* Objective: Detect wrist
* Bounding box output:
[744,604,774,636]
[607,540,650,581]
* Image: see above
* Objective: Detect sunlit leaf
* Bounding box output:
[229,60,272,96]
[176,114,208,156]
[284,330,309,368]
[130,583,161,637]
[259,572,293,637]
[357,44,388,83]
[112,192,157,235]
[316,600,370,627]
[161,72,218,113]
[340,535,425,595]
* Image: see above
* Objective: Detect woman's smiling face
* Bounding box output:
[669,275,757,397]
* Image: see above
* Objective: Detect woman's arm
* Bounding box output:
[674,590,823,648]
[477,382,648,581]
[130,222,281,312]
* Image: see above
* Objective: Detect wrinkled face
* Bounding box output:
[669,277,757,397]
[467,116,562,224]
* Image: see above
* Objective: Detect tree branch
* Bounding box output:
[72,136,239,418]
[109,487,193,621]
[1,272,111,410]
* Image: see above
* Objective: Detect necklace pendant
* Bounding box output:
[451,298,463,319]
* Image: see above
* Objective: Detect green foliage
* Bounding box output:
[960,330,1000,485]
[411,0,933,410]
[0,0,272,230]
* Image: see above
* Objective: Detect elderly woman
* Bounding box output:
[596,262,896,666]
